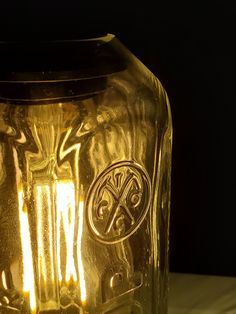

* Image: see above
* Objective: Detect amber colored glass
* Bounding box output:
[0,34,172,314]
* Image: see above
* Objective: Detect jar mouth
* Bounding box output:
[0,34,128,103]
[0,34,123,83]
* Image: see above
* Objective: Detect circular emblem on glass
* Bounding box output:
[86,161,151,244]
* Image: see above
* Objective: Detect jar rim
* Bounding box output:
[0,34,129,103]
[0,34,120,83]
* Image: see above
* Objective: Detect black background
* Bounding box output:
[0,1,234,276]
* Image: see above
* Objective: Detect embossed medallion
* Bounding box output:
[86,161,151,243]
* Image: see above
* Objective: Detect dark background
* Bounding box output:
[0,1,234,276]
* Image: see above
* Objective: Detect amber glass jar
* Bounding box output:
[0,35,172,314]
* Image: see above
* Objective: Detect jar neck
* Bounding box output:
[0,35,128,103]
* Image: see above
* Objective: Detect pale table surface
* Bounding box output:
[168,272,236,314]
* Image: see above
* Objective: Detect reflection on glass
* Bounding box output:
[18,188,37,313]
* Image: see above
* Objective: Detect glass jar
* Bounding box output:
[0,34,172,314]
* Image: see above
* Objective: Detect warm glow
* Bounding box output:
[77,199,87,304]
[56,181,87,304]
[56,180,77,283]
[14,127,87,310]
[18,190,37,313]
[34,183,56,298]
[36,185,49,283]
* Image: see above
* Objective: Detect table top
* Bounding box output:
[168,272,236,313]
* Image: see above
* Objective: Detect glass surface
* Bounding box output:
[0,35,172,313]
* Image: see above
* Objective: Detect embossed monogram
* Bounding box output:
[87,161,151,243]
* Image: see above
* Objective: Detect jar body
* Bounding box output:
[0,35,172,314]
